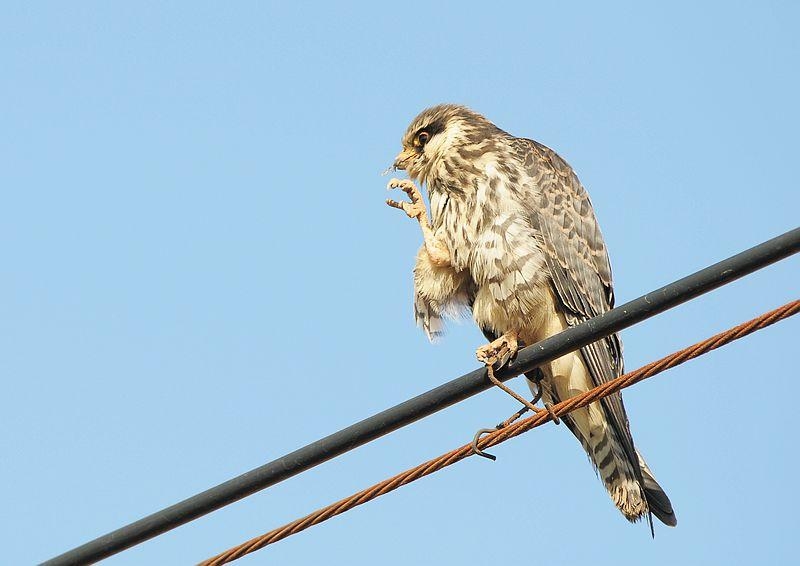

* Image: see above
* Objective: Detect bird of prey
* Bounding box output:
[386,104,676,528]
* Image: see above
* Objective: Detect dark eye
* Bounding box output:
[416,130,430,146]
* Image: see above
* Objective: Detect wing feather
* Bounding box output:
[521,139,639,476]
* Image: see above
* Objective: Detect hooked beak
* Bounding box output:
[393,148,415,171]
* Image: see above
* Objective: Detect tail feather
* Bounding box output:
[589,421,649,523]
[638,451,677,527]
[531,357,676,529]
[583,424,677,527]
[539,383,651,523]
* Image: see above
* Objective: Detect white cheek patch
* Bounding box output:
[425,120,465,161]
[425,136,445,157]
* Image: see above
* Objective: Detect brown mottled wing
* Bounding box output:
[518,138,639,474]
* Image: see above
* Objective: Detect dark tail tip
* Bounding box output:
[649,495,677,527]
[642,468,677,527]
[636,451,677,528]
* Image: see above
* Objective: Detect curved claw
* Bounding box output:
[476,332,519,369]
[386,178,426,220]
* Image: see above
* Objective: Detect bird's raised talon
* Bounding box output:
[386,198,425,219]
[386,178,426,219]
[386,177,421,200]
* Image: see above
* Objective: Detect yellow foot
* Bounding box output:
[476,332,520,368]
[386,178,425,220]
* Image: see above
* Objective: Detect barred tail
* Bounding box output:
[529,354,676,528]
[582,418,677,527]
[582,411,649,523]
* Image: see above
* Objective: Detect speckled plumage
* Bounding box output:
[388,104,676,528]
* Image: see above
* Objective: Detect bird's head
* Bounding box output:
[392,104,500,184]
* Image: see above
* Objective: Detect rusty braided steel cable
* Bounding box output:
[199,299,800,566]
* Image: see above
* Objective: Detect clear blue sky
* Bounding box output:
[2,2,798,565]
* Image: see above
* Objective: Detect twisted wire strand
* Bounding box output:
[200,299,799,566]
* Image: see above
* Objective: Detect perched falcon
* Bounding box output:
[386,104,676,528]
